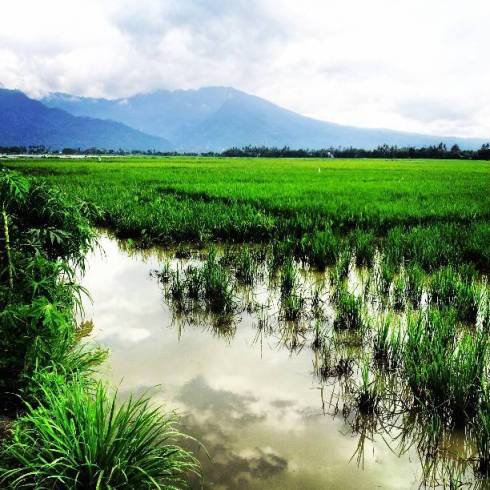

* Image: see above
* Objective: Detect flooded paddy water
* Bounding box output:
[81,234,488,489]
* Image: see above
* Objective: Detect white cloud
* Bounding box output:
[1,0,489,137]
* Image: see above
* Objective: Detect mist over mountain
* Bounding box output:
[0,89,173,151]
[42,87,487,151]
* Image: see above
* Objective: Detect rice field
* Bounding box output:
[2,156,490,488]
[4,156,489,271]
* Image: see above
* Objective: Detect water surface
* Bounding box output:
[83,235,422,489]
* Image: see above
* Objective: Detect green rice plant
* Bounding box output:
[403,308,487,424]
[373,313,392,366]
[329,250,350,293]
[278,258,306,320]
[228,247,257,285]
[184,265,202,300]
[311,282,326,320]
[169,268,186,304]
[200,250,236,314]
[348,228,376,267]
[368,252,396,300]
[300,229,339,271]
[268,239,295,272]
[403,309,455,410]
[355,359,381,415]
[174,245,192,259]
[157,259,172,284]
[477,281,489,331]
[280,257,298,299]
[391,267,408,310]
[384,225,478,272]
[7,158,489,273]
[312,319,326,349]
[450,330,487,423]
[429,266,479,324]
[474,386,490,476]
[0,373,199,489]
[163,252,237,315]
[333,285,365,331]
[405,263,427,306]
[388,324,404,371]
[379,259,397,297]
[280,290,305,321]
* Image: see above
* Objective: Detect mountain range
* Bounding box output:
[0,86,487,151]
[0,89,172,151]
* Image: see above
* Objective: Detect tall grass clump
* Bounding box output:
[0,373,198,489]
[0,170,96,391]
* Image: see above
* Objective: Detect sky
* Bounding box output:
[1,0,489,138]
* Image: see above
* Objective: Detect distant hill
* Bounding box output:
[0,89,173,151]
[42,87,488,151]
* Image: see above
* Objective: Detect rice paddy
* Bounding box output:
[83,235,490,488]
[2,156,490,488]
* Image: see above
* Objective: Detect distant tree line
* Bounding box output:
[1,142,489,160]
[221,143,490,160]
